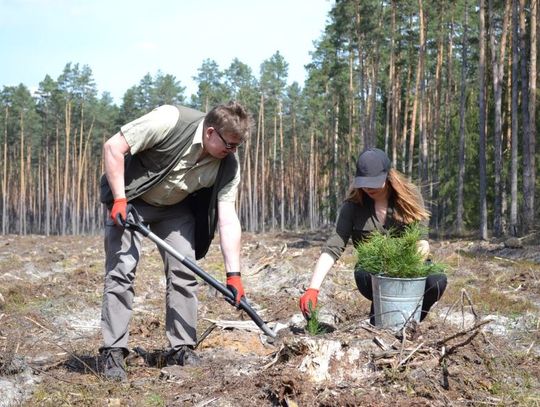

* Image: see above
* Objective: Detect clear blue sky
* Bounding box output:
[0,0,333,104]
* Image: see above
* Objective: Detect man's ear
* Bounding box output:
[201,126,212,146]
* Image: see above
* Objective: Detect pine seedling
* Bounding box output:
[356,223,445,278]
[306,303,324,336]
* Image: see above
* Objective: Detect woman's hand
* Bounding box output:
[417,239,430,260]
[299,288,319,319]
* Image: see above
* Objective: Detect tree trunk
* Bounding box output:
[400,64,413,173]
[348,51,356,174]
[309,130,315,230]
[74,105,83,234]
[510,0,519,235]
[2,107,8,235]
[457,3,469,235]
[55,125,60,234]
[271,114,277,230]
[333,100,339,218]
[479,0,489,240]
[392,66,401,169]
[279,100,285,230]
[261,98,266,233]
[254,96,262,232]
[355,1,366,152]
[407,45,422,178]
[430,8,445,233]
[244,137,253,232]
[441,20,455,233]
[25,139,32,233]
[524,0,537,232]
[19,111,26,235]
[417,0,429,198]
[488,0,511,236]
[44,122,50,236]
[520,0,534,233]
[291,112,299,229]
[385,0,396,155]
[503,42,512,231]
[61,100,71,235]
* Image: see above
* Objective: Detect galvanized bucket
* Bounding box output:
[371,275,427,330]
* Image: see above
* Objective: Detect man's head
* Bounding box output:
[203,101,252,158]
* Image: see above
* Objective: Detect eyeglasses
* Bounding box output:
[213,128,241,150]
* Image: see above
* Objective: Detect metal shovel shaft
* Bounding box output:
[128,219,276,338]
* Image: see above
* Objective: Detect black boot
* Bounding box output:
[165,345,201,366]
[100,347,128,381]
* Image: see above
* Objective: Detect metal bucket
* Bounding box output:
[371,275,427,330]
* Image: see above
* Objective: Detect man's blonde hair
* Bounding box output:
[204,101,252,141]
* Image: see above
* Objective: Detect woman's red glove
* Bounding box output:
[110,198,127,226]
[299,288,319,318]
[226,273,245,306]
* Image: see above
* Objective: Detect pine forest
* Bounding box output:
[1,0,538,240]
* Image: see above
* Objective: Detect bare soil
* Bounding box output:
[0,231,539,406]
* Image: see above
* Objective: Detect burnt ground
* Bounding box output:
[0,230,539,406]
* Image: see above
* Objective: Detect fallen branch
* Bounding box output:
[442,288,479,328]
[358,322,380,335]
[435,319,492,347]
[195,398,219,407]
[444,329,481,356]
[24,315,53,332]
[33,358,66,371]
[262,343,285,370]
[373,336,390,351]
[396,341,425,368]
[30,364,103,387]
[461,289,479,320]
[244,256,273,276]
[203,318,262,333]
[526,341,536,355]
[195,323,217,350]
[372,347,430,361]
[47,340,103,381]
[395,325,408,369]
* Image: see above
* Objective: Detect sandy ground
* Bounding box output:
[0,231,539,406]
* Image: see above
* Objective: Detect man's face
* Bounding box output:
[204,127,242,158]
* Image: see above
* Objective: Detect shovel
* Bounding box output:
[122,206,276,338]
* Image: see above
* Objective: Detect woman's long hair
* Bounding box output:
[346,168,430,224]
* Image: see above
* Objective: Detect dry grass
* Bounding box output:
[1,234,539,406]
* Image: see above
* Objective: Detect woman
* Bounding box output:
[299,148,447,323]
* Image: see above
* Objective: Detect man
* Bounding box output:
[99,101,251,380]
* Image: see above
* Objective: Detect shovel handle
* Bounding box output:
[123,205,276,338]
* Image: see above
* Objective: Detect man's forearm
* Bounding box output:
[217,200,242,273]
[219,220,241,273]
[103,133,130,199]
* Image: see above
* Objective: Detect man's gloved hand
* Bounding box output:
[110,197,128,226]
[226,272,245,306]
[299,288,319,319]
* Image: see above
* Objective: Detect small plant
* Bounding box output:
[356,223,445,278]
[145,393,165,406]
[306,304,324,336]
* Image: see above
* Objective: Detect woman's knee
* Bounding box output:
[354,267,373,300]
[425,273,447,301]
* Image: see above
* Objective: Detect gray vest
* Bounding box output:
[100,106,238,259]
